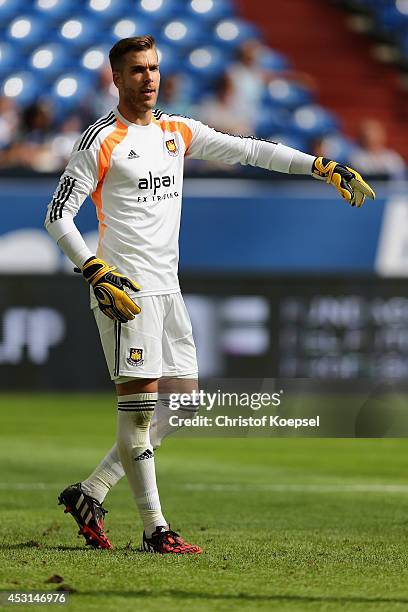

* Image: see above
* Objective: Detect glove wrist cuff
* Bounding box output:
[312,157,335,183]
[82,256,115,286]
[83,255,97,267]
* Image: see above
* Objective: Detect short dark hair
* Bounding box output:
[109,35,157,71]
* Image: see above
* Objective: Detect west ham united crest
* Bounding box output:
[127,348,144,366]
[165,138,179,157]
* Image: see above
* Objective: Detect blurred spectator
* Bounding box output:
[0,101,55,170]
[91,64,119,119]
[21,101,53,145]
[16,101,56,171]
[0,97,19,150]
[350,119,406,178]
[226,39,316,140]
[49,114,82,168]
[157,74,193,117]
[313,134,354,166]
[0,100,77,172]
[195,72,252,135]
[228,39,266,116]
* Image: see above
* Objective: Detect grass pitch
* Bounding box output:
[1,394,408,611]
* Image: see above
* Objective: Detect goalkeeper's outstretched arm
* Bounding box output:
[182,117,376,206]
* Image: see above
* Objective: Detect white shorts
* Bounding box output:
[94,292,198,381]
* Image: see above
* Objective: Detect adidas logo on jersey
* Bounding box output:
[134,449,154,462]
[128,150,140,159]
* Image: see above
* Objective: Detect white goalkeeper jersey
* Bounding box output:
[45,107,313,298]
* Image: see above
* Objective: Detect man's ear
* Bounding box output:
[112,71,121,89]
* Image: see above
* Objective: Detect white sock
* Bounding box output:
[150,395,199,449]
[81,445,125,503]
[116,393,167,537]
[80,394,200,502]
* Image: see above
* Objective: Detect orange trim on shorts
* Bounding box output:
[158,120,193,154]
[91,119,128,241]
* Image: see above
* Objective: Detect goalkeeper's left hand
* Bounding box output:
[76,256,141,323]
[312,157,376,207]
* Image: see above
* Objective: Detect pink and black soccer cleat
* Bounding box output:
[58,483,112,550]
[142,526,202,554]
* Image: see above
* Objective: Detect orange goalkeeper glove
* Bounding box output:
[78,256,141,323]
[312,157,376,207]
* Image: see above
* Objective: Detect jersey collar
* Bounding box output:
[114,107,155,128]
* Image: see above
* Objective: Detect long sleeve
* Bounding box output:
[45,145,99,266]
[183,117,315,175]
[45,146,99,240]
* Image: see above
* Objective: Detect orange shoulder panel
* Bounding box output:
[91,119,128,240]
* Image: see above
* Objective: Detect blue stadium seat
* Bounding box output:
[262,79,312,110]
[159,18,204,49]
[255,107,293,139]
[0,43,24,78]
[352,0,387,9]
[399,30,408,55]
[268,132,309,151]
[50,72,98,113]
[29,44,77,81]
[186,46,229,80]
[185,0,234,24]
[80,45,112,73]
[257,48,290,72]
[6,15,49,52]
[84,0,137,25]
[212,18,259,49]
[176,71,210,103]
[0,0,26,24]
[136,0,181,24]
[32,0,82,23]
[110,17,158,43]
[374,5,408,33]
[156,43,181,75]
[54,17,104,50]
[355,0,408,59]
[1,72,46,106]
[288,104,338,138]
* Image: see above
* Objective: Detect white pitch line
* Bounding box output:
[1,482,408,494]
[0,483,57,490]
[182,483,408,494]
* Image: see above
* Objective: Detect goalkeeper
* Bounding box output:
[44,35,375,555]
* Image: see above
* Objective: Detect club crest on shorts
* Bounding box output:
[165,138,178,157]
[127,348,144,366]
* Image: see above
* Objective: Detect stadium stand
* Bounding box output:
[237,0,407,165]
[0,0,406,173]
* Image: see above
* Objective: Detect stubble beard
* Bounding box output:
[123,87,157,113]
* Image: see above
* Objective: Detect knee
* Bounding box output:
[117,407,154,455]
[117,391,158,446]
[159,377,198,395]
[116,378,159,396]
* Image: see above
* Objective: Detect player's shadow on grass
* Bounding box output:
[0,543,91,551]
[0,544,166,552]
[0,543,154,552]
[75,590,408,605]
